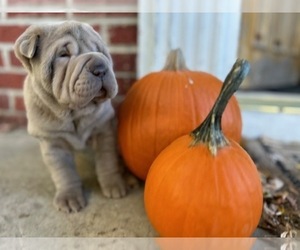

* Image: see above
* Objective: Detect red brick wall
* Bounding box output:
[0,0,138,126]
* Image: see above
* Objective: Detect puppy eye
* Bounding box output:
[58,51,70,58]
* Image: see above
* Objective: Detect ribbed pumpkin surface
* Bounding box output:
[144,59,262,237]
[118,70,242,180]
[144,135,263,237]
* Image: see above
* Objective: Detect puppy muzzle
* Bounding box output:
[73,53,118,106]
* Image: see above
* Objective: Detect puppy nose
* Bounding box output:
[90,63,107,77]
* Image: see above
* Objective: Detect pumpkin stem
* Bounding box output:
[162,48,188,71]
[190,59,250,156]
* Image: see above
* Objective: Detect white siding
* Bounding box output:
[138,0,242,81]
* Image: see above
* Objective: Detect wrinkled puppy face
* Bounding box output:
[14,21,118,109]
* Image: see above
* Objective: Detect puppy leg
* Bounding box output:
[91,128,127,198]
[39,139,86,213]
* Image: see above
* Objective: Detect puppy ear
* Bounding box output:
[19,35,39,59]
[14,26,40,72]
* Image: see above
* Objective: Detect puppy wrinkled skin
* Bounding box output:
[14,21,127,213]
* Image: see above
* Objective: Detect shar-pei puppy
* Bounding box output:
[14,21,128,213]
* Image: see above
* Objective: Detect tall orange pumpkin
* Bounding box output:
[118,49,242,180]
[144,59,263,237]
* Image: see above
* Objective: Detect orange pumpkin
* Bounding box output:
[144,59,263,237]
[156,238,255,250]
[118,49,242,180]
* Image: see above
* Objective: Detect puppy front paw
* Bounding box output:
[99,173,127,199]
[54,187,86,213]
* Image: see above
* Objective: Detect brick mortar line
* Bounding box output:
[77,18,137,26]
[0,44,137,50]
[99,22,109,45]
[0,0,7,20]
[1,47,11,69]
[0,68,27,74]
[3,3,138,13]
[108,45,137,53]
[0,17,137,25]
[0,88,23,95]
[0,89,23,113]
[0,18,67,25]
[2,6,138,14]
[0,109,26,116]
[8,91,16,111]
[0,43,14,48]
[3,6,72,12]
